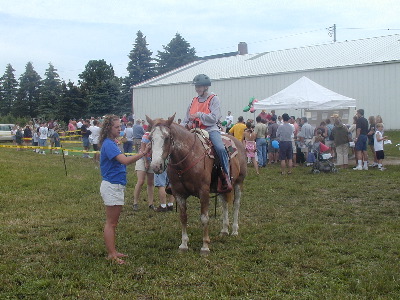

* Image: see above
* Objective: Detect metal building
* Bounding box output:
[133,34,400,129]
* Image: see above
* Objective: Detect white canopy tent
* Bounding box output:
[253,76,356,111]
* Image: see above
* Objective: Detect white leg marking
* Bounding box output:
[232,185,241,236]
[220,194,229,236]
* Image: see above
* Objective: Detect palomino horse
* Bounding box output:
[146,114,247,255]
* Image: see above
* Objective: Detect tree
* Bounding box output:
[119,30,156,114]
[0,64,18,116]
[13,62,42,117]
[38,63,62,120]
[79,59,121,117]
[127,30,156,86]
[58,81,86,123]
[156,33,197,75]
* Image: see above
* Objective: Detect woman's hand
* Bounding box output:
[142,142,152,155]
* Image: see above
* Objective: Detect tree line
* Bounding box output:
[0,31,197,124]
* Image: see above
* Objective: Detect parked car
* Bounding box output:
[0,124,14,141]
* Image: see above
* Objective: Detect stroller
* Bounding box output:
[310,141,338,174]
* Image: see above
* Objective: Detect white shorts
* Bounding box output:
[100,180,125,206]
[134,158,154,173]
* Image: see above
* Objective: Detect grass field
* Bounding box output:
[1,132,400,299]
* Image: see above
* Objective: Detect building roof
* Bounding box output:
[134,34,400,88]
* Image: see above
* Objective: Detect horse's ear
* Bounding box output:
[146,115,153,127]
[167,113,176,126]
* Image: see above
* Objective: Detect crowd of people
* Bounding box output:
[223,108,388,174]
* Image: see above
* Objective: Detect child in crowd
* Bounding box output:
[243,121,259,175]
[373,123,388,171]
[99,115,150,264]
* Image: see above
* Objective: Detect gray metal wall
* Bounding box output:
[133,62,399,129]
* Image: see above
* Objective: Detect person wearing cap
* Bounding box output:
[183,74,232,193]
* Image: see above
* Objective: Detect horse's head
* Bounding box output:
[146,114,175,174]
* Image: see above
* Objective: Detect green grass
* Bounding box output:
[1,132,400,299]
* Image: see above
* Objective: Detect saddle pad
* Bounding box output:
[193,131,238,159]
[190,128,209,139]
[221,135,238,159]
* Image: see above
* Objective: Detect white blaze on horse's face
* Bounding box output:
[150,126,169,174]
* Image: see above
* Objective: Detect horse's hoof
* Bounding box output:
[178,246,189,253]
[200,248,210,256]
[231,231,239,236]
[220,231,229,236]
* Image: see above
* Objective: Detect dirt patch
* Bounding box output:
[384,157,400,165]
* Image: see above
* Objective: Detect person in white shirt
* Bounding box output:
[76,119,83,129]
[38,122,49,154]
[225,111,234,133]
[89,120,101,162]
[76,119,83,137]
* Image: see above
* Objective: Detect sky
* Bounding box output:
[0,0,399,83]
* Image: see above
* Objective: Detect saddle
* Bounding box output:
[190,129,238,160]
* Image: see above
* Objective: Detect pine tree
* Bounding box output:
[79,59,121,117]
[39,63,62,120]
[13,62,42,118]
[156,33,197,75]
[0,64,18,116]
[119,31,156,114]
[127,30,156,86]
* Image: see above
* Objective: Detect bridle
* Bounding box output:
[151,124,207,177]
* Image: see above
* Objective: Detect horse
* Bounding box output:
[146,114,247,255]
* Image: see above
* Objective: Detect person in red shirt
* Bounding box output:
[258,110,272,122]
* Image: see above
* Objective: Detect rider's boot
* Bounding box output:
[217,172,232,193]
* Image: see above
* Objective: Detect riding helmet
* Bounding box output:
[192,74,211,86]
